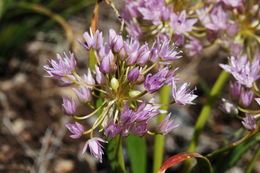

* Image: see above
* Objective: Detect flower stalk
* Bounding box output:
[184,71,230,172]
[153,85,170,173]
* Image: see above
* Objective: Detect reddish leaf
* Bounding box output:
[158,152,211,173]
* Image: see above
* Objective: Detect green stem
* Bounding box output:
[245,144,260,173]
[183,71,230,172]
[117,136,126,173]
[153,85,171,173]
[88,50,96,70]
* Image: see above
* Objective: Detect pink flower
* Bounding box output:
[128,67,140,82]
[220,55,260,88]
[255,98,260,106]
[82,138,108,162]
[104,121,122,138]
[144,67,175,93]
[95,65,105,84]
[157,113,179,135]
[43,52,76,78]
[197,6,228,31]
[65,122,84,139]
[184,37,202,56]
[172,80,197,105]
[73,86,92,102]
[220,98,238,114]
[62,97,76,115]
[170,10,197,35]
[242,114,257,131]
[99,47,117,73]
[82,29,103,50]
[239,89,254,107]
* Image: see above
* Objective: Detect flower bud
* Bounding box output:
[239,89,254,107]
[110,77,119,91]
[128,67,140,82]
[65,122,84,138]
[100,50,117,73]
[129,90,141,97]
[62,97,76,115]
[242,114,257,131]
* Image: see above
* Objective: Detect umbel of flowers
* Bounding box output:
[44,29,197,162]
[122,0,259,57]
[220,52,260,130]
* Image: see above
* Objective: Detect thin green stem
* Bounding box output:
[245,144,260,173]
[153,85,171,173]
[72,101,107,120]
[141,60,159,74]
[83,101,114,135]
[183,71,230,172]
[207,128,259,160]
[237,106,260,114]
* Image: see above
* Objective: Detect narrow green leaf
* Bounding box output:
[126,134,147,173]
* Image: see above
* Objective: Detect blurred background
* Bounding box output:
[0,0,259,173]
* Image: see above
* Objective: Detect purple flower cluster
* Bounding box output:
[220,54,260,88]
[220,53,260,130]
[122,0,259,58]
[122,0,198,48]
[44,29,197,162]
[104,101,178,137]
[197,5,228,31]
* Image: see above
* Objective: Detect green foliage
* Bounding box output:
[0,0,96,62]
[191,157,213,173]
[107,136,126,173]
[210,132,260,173]
[126,134,147,173]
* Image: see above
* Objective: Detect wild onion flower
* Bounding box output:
[220,98,238,114]
[62,97,77,115]
[242,114,257,131]
[220,52,259,130]
[197,5,228,31]
[213,0,244,8]
[82,29,103,50]
[65,122,84,139]
[43,52,76,83]
[156,113,179,135]
[44,29,196,162]
[82,137,108,162]
[229,82,242,100]
[255,98,260,106]
[122,0,259,59]
[122,0,197,46]
[170,10,197,35]
[220,55,260,88]
[239,89,254,107]
[171,80,197,105]
[184,37,203,56]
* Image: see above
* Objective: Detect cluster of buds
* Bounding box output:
[44,29,197,162]
[220,52,260,130]
[122,0,260,57]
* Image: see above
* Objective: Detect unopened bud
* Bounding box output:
[110,77,119,91]
[129,90,141,97]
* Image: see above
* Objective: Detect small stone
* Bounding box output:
[54,159,74,173]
